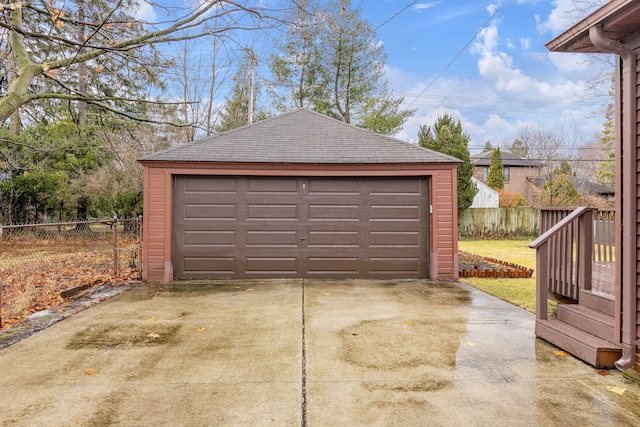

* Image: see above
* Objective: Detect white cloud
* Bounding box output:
[413,2,440,12]
[535,0,603,35]
[472,21,585,101]
[547,52,591,75]
[134,0,156,22]
[386,3,605,151]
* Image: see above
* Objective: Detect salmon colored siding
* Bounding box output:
[141,163,459,282]
[431,169,459,280]
[143,167,169,281]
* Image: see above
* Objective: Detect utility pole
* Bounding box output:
[247,48,257,125]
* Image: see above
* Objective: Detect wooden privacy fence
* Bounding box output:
[459,207,540,239]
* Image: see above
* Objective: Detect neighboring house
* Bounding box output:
[533,0,640,378]
[139,109,461,282]
[470,177,499,208]
[471,150,541,203]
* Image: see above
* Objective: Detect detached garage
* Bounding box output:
[139,109,461,281]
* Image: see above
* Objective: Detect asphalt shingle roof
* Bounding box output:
[141,109,461,164]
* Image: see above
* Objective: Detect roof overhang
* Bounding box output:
[546,0,640,53]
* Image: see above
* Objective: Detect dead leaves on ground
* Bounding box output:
[1,242,138,327]
[607,386,627,395]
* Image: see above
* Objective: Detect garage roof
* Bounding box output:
[141,109,461,164]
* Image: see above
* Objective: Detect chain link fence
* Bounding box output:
[0,217,142,328]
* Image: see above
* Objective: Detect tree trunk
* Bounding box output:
[77,0,88,126]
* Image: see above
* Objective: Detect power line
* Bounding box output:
[406,0,508,108]
[374,0,417,31]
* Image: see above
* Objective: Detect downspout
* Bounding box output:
[589,24,637,370]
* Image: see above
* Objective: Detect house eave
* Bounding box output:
[546,0,640,53]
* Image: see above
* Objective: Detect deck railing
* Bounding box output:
[530,207,597,320]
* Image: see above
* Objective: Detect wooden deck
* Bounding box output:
[533,209,620,368]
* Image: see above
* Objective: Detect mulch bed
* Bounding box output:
[459,251,533,278]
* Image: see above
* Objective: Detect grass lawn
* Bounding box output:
[458,239,555,315]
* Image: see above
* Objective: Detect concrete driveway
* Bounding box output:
[1,279,639,426]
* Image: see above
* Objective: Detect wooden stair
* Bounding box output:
[536,294,621,368]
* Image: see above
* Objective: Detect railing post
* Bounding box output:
[112,216,118,276]
[578,209,594,292]
[536,243,549,320]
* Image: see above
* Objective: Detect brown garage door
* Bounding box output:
[173,176,429,278]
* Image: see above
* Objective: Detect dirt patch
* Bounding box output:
[339,317,467,370]
[365,378,452,393]
[67,322,181,349]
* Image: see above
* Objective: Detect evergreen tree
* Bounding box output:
[418,114,477,213]
[483,141,493,152]
[269,0,413,135]
[487,147,504,190]
[596,101,615,188]
[216,53,265,133]
[216,75,250,133]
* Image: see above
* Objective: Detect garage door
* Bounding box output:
[173,176,429,278]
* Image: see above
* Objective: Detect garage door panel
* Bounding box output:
[247,177,299,194]
[246,257,298,274]
[247,204,298,220]
[246,230,298,247]
[308,204,359,220]
[369,257,420,273]
[370,178,422,195]
[307,257,359,274]
[182,257,235,275]
[308,178,359,194]
[185,176,238,193]
[184,230,235,247]
[183,204,237,220]
[369,231,420,247]
[174,176,429,278]
[307,231,359,247]
[370,205,422,221]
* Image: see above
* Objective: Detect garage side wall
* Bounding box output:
[142,163,459,282]
[143,167,172,281]
[431,169,459,280]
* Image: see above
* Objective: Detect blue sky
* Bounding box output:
[139,0,608,154]
[356,0,608,152]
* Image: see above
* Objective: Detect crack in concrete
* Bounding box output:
[301,279,307,427]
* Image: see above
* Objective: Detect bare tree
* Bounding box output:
[0,1,293,128]
[559,0,612,112]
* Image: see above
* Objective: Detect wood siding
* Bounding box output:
[432,169,458,279]
[141,163,459,282]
